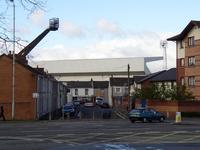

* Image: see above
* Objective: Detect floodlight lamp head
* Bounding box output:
[49,18,59,31]
[160,40,168,48]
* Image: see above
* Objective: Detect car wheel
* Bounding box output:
[130,120,135,123]
[159,117,164,122]
[142,117,147,123]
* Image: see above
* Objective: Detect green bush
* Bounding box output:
[133,84,194,101]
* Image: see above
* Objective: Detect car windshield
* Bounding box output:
[130,109,143,113]
[64,105,73,109]
[96,97,103,101]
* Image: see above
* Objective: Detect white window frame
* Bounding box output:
[180,77,184,86]
[85,88,89,95]
[180,40,184,48]
[115,87,121,93]
[188,36,195,47]
[180,58,184,67]
[188,56,195,66]
[188,76,195,86]
[75,89,78,95]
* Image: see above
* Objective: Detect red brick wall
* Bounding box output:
[183,39,200,100]
[135,99,200,119]
[176,59,185,85]
[0,55,37,120]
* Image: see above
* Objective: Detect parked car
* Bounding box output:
[95,97,104,105]
[73,100,81,108]
[128,108,165,123]
[62,103,75,117]
[100,102,110,108]
[84,102,94,107]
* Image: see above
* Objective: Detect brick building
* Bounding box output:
[0,54,67,120]
[168,20,200,100]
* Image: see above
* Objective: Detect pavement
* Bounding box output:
[0,118,200,150]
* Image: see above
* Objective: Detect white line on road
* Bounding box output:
[177,135,200,143]
[0,136,44,142]
[134,132,178,143]
[116,132,133,135]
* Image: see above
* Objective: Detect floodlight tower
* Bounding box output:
[160,40,168,70]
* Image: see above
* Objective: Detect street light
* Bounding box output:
[10,0,15,120]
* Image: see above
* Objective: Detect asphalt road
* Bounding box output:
[0,118,200,150]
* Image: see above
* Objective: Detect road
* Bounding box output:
[0,118,200,150]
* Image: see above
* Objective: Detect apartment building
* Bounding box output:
[168,20,200,100]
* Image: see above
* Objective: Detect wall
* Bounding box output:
[94,88,108,100]
[70,88,94,97]
[176,25,200,100]
[135,99,200,119]
[185,38,200,100]
[0,55,37,120]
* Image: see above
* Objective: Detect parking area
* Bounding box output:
[0,118,200,150]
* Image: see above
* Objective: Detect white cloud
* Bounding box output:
[29,10,46,27]
[96,18,124,37]
[16,26,30,36]
[60,21,85,38]
[31,31,176,73]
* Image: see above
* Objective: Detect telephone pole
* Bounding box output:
[10,0,15,120]
[127,64,131,111]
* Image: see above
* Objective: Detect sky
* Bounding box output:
[3,0,200,72]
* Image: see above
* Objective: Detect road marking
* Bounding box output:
[0,136,44,142]
[25,134,43,138]
[0,136,80,145]
[116,132,133,135]
[173,130,189,134]
[87,132,143,145]
[88,132,105,135]
[70,133,105,142]
[56,133,76,137]
[177,135,200,143]
[195,130,200,133]
[134,132,177,143]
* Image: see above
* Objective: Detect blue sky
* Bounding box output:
[3,0,200,72]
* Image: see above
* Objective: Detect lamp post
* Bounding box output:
[10,0,15,120]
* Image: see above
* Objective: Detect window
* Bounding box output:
[125,87,128,93]
[180,40,183,48]
[85,89,89,95]
[180,77,184,86]
[188,76,195,86]
[180,58,184,67]
[75,89,78,95]
[115,87,121,93]
[188,36,195,47]
[188,56,195,66]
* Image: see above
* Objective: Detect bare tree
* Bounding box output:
[0,0,46,54]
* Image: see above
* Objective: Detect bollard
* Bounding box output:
[175,112,181,123]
